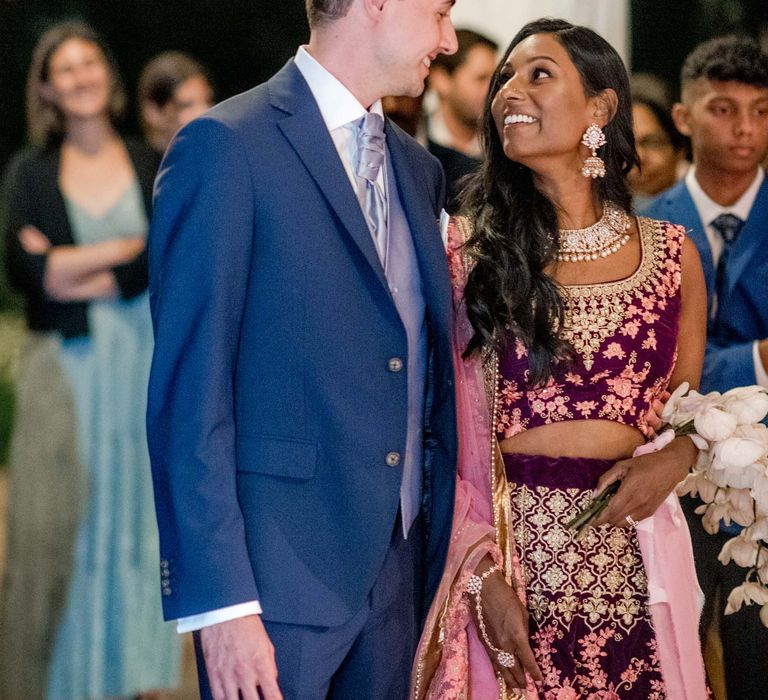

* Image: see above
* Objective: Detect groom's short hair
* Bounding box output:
[305,0,355,28]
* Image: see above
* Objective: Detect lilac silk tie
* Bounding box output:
[354,113,389,267]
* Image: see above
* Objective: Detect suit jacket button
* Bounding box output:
[386,452,401,467]
[388,357,403,373]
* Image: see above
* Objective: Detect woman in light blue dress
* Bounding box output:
[2,22,179,698]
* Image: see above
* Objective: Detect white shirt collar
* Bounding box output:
[686,165,764,226]
[294,46,383,133]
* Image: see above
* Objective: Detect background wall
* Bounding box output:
[450,0,630,63]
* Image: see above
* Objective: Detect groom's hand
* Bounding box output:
[200,615,282,700]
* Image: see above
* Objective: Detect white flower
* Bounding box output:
[744,581,768,604]
[761,604,768,628]
[699,501,730,534]
[662,382,690,424]
[723,387,768,425]
[752,471,768,509]
[735,423,768,450]
[694,407,738,442]
[760,562,768,583]
[746,517,768,542]
[711,438,766,471]
[690,433,710,451]
[725,581,768,615]
[729,488,756,527]
[719,536,761,568]
[677,471,718,503]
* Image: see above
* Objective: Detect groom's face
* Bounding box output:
[373,0,458,98]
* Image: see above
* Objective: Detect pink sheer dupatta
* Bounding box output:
[410,219,538,700]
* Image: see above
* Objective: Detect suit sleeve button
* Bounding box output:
[387,357,404,372]
[386,452,401,467]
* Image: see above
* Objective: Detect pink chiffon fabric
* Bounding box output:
[411,219,707,699]
[410,220,538,700]
[632,441,708,700]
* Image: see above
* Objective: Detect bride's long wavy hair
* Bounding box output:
[460,18,639,385]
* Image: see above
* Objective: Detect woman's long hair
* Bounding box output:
[26,21,126,147]
[460,17,639,385]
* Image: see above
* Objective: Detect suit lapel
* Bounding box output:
[668,183,715,298]
[725,177,768,296]
[385,123,452,332]
[269,61,389,294]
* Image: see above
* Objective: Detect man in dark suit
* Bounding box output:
[146,1,459,698]
[643,36,768,700]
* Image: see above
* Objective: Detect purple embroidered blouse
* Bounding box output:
[496,217,685,438]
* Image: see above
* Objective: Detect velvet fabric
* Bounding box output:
[411,217,707,699]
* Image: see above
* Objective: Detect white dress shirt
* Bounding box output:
[177,46,387,634]
[685,166,768,388]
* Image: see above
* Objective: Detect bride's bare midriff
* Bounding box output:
[499,420,645,461]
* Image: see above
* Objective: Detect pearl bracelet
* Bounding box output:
[465,564,516,669]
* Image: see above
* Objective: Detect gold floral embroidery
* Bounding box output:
[511,484,649,636]
[560,217,671,370]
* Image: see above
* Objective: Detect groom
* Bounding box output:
[146,1,459,698]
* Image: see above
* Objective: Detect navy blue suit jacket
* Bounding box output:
[147,60,457,627]
[643,178,768,392]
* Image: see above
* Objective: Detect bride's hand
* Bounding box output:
[592,435,696,527]
[470,559,543,689]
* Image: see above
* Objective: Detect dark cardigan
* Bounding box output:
[2,137,159,338]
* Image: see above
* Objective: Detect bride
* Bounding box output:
[413,18,709,699]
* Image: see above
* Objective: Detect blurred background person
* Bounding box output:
[630,71,674,111]
[426,28,498,158]
[382,94,428,146]
[643,35,768,700]
[0,21,180,699]
[629,95,688,209]
[137,51,214,155]
[383,91,479,215]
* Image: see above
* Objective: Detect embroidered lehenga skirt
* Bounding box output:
[504,453,667,699]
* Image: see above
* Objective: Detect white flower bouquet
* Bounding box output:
[568,382,768,625]
[669,383,768,625]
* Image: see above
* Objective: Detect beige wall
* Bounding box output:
[450,0,630,66]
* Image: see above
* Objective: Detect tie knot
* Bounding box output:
[711,213,744,244]
[356,112,386,183]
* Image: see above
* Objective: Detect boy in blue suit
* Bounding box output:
[643,36,768,699]
[146,1,459,698]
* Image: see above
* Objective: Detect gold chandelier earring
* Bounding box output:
[581,123,607,179]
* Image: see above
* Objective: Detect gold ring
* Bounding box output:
[625,515,638,527]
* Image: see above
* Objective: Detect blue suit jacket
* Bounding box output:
[147,60,457,627]
[643,178,768,392]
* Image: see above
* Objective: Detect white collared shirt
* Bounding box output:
[294,45,387,196]
[685,166,768,388]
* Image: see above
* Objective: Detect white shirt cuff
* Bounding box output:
[176,600,263,634]
[754,341,768,389]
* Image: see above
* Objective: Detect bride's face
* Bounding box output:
[490,33,598,171]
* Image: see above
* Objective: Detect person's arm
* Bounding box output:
[147,117,280,699]
[701,338,763,393]
[469,554,544,689]
[3,156,48,299]
[43,237,144,301]
[594,235,707,526]
[18,223,143,302]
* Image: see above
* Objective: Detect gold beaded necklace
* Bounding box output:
[557,202,631,262]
